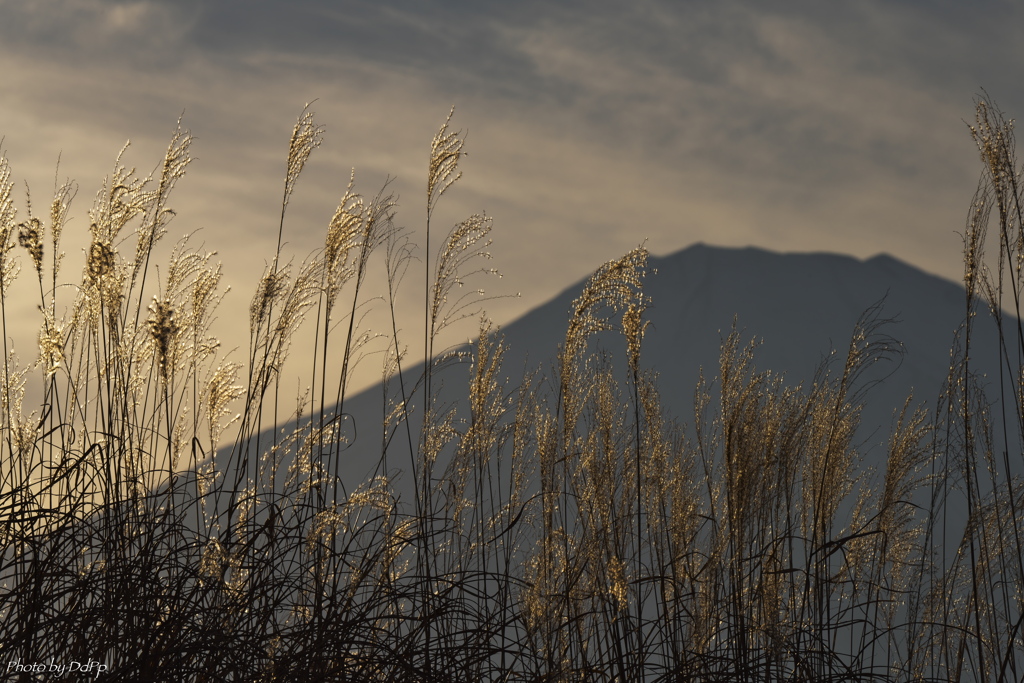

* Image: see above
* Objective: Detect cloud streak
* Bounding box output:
[0,0,1020,395]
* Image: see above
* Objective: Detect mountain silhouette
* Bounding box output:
[228,243,1005,500]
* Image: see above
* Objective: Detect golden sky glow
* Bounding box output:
[0,0,1020,394]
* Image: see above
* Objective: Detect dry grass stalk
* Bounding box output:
[0,98,1021,682]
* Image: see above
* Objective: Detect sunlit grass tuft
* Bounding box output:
[0,98,1021,681]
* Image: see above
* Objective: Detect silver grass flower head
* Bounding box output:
[148,295,179,378]
[49,179,74,251]
[87,237,115,282]
[284,105,324,206]
[325,170,363,268]
[37,316,64,378]
[17,218,43,275]
[206,362,243,444]
[622,297,650,374]
[427,107,465,216]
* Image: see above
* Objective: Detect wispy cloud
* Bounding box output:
[0,0,1021,392]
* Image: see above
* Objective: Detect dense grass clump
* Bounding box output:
[0,98,1022,682]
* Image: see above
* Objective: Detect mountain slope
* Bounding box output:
[284,243,1002,495]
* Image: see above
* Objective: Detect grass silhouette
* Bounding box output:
[0,97,1021,681]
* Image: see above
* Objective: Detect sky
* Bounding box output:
[1,0,1023,396]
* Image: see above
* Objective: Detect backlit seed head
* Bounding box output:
[148,296,179,379]
[38,319,64,378]
[87,238,115,282]
[17,218,43,275]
